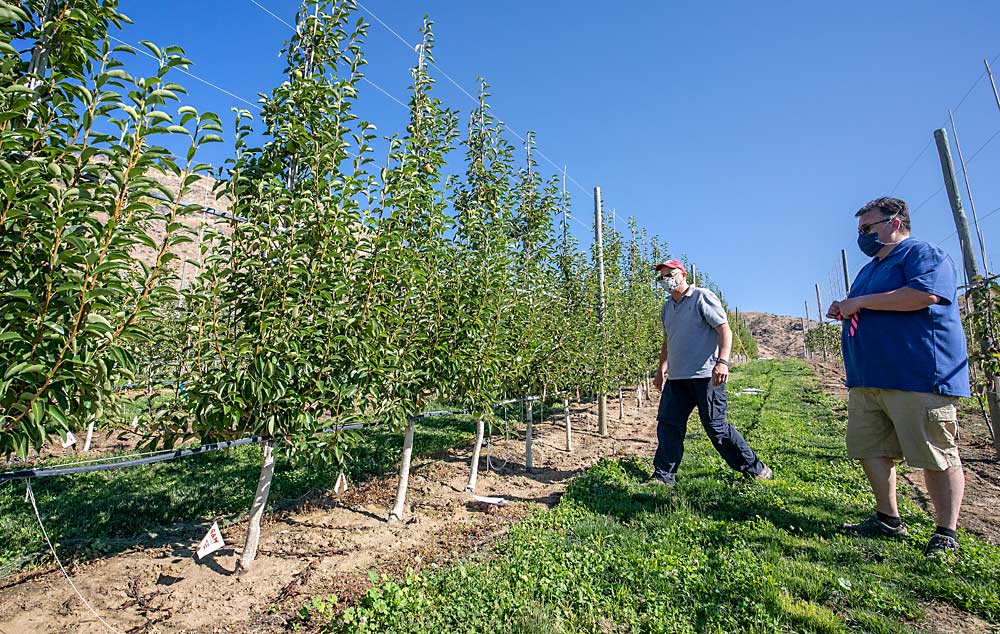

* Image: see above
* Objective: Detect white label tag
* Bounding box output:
[334,471,348,496]
[60,432,76,448]
[196,521,225,559]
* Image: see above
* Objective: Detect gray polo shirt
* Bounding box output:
[660,286,728,379]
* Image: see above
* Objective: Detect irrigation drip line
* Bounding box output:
[0,424,364,483]
[0,396,550,483]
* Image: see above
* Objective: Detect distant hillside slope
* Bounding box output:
[144,170,231,287]
[742,311,823,359]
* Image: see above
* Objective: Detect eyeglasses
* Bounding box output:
[858,217,895,235]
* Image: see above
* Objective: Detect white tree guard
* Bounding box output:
[466,417,485,491]
[239,440,275,572]
[524,400,533,470]
[564,398,572,452]
[389,419,416,522]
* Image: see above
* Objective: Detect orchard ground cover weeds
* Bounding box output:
[302,359,1000,634]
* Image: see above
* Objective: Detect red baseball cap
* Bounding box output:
[654,259,687,276]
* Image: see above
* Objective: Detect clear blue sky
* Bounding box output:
[119,0,1000,318]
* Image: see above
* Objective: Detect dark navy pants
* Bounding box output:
[653,378,763,482]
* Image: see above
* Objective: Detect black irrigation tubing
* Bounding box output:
[0,424,365,483]
[0,397,551,483]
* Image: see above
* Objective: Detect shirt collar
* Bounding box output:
[670,285,696,304]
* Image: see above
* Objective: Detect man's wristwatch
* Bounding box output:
[715,358,730,366]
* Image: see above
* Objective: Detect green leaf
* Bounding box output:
[0,2,29,21]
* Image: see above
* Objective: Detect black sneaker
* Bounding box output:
[841,514,909,538]
[923,533,959,557]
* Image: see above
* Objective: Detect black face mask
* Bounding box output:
[857,231,885,257]
[857,215,898,257]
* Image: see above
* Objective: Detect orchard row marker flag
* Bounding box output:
[197,522,225,560]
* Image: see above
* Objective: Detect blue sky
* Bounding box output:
[118,0,1000,318]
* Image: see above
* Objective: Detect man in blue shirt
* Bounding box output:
[827,197,968,557]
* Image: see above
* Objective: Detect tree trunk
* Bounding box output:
[389,419,415,522]
[466,417,485,491]
[618,385,624,420]
[239,440,275,572]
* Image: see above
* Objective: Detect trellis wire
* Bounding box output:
[25,480,125,634]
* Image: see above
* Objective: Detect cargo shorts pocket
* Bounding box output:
[926,403,958,450]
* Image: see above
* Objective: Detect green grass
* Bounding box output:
[300,360,1000,634]
[0,414,479,578]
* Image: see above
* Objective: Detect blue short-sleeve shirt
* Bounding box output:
[842,238,969,396]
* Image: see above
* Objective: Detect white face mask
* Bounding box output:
[659,275,680,293]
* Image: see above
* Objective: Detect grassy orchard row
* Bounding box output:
[0,0,757,569]
[301,360,1000,634]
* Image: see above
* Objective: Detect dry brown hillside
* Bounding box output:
[145,169,232,287]
[741,311,818,359]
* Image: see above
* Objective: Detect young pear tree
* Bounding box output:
[0,0,218,457]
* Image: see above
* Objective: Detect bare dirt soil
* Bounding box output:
[0,392,663,633]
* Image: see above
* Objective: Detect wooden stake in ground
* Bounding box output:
[815,283,826,361]
[594,186,608,436]
[841,249,851,296]
[804,300,811,359]
[239,440,275,572]
[390,419,416,522]
[935,127,1000,458]
[466,417,485,491]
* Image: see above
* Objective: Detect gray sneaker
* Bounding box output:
[644,474,675,487]
[923,533,959,557]
[842,514,909,538]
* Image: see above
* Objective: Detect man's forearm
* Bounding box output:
[659,338,668,373]
[716,324,732,361]
[858,286,939,311]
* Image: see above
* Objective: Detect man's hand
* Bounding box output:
[837,297,863,318]
[653,370,664,391]
[712,362,729,386]
[826,300,842,320]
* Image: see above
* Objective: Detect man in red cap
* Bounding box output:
[650,260,771,484]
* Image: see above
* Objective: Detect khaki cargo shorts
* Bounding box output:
[846,387,961,471]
